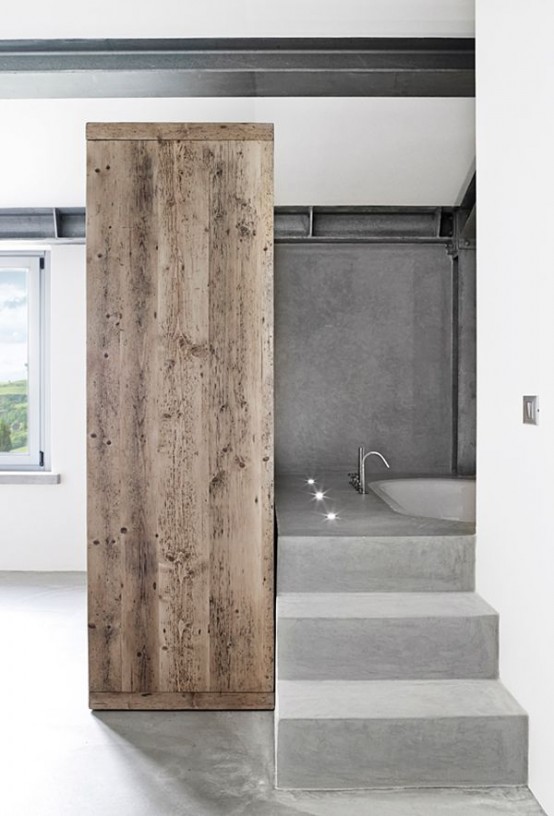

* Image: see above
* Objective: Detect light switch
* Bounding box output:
[523,395,539,425]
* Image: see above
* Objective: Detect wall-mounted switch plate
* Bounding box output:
[523,395,539,425]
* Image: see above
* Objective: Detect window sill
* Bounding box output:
[0,472,61,485]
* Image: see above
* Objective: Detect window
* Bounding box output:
[0,253,48,470]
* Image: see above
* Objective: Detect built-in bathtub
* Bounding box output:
[369,478,476,523]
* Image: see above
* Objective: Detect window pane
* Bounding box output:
[0,269,29,454]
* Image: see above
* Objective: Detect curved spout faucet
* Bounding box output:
[351,446,390,494]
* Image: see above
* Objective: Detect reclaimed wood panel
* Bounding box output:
[86,122,273,141]
[87,123,274,709]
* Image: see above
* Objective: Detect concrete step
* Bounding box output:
[277,534,475,593]
[274,786,546,815]
[275,679,528,790]
[277,592,498,680]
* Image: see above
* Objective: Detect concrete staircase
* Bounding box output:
[275,530,528,790]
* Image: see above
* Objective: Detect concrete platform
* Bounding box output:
[278,534,475,592]
[277,473,476,593]
[276,473,476,538]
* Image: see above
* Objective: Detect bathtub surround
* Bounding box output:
[275,242,476,476]
[279,534,475,594]
[275,473,527,789]
[277,474,473,538]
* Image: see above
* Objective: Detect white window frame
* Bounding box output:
[0,252,49,471]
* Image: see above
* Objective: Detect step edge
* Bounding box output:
[276,680,528,720]
[277,592,498,619]
[276,712,529,721]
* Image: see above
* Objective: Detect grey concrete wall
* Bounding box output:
[275,243,457,474]
[457,248,476,475]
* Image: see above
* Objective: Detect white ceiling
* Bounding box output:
[0,1,475,208]
[0,97,475,208]
[1,0,474,38]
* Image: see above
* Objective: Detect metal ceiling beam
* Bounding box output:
[275,206,456,242]
[0,206,460,244]
[0,209,84,241]
[0,38,475,98]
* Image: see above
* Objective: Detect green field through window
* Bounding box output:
[0,269,29,454]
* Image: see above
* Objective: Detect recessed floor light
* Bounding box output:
[326,512,337,521]
[314,491,324,501]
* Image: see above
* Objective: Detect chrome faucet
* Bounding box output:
[349,446,390,494]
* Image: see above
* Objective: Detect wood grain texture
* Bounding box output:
[87,139,124,693]
[208,139,274,692]
[89,692,274,710]
[87,123,274,709]
[156,139,211,693]
[86,123,273,141]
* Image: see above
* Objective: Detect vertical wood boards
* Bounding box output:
[87,123,274,710]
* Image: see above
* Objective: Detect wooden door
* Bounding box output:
[86,123,274,710]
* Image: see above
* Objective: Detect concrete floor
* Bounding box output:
[0,572,547,816]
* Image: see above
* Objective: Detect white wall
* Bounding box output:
[0,245,86,571]
[476,1,554,811]
[1,0,474,38]
[0,98,475,208]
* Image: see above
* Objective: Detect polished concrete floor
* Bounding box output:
[0,572,547,816]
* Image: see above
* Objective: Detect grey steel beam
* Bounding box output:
[275,206,455,242]
[0,38,475,98]
[0,206,460,244]
[0,208,84,241]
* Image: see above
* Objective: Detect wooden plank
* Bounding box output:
[87,125,274,708]
[87,140,125,693]
[89,692,274,710]
[118,140,161,693]
[86,123,274,142]
[260,140,275,690]
[88,140,162,693]
[156,139,211,692]
[208,139,274,692]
